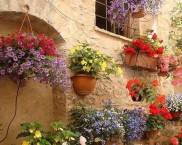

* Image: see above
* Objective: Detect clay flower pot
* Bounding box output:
[71,74,96,96]
[124,53,158,72]
[132,8,145,18]
[170,111,181,121]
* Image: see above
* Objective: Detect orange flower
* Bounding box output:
[152,80,159,87]
[155,95,166,106]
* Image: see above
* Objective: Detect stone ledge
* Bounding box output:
[94,26,132,42]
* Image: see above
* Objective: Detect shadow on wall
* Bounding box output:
[0,11,66,145]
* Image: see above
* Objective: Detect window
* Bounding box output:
[95,0,131,37]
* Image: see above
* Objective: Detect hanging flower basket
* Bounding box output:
[71,74,96,96]
[124,53,158,71]
[132,8,145,18]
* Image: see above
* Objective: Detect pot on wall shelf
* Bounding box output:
[71,74,96,96]
[124,53,158,72]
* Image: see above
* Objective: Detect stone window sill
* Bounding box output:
[94,26,132,42]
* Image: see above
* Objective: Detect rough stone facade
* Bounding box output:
[0,0,180,144]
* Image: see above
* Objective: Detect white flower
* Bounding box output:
[79,136,87,145]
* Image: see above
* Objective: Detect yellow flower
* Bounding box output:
[116,67,123,75]
[83,66,91,72]
[22,140,30,145]
[100,62,107,71]
[70,48,76,54]
[81,60,87,65]
[34,130,42,138]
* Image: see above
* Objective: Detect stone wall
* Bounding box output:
[0,0,180,144]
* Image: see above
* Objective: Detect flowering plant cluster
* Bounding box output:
[69,42,122,78]
[146,96,172,131]
[159,55,178,74]
[17,122,80,145]
[108,0,163,26]
[123,30,164,57]
[123,108,147,141]
[126,79,159,102]
[69,103,125,145]
[0,32,70,88]
[170,128,182,145]
[166,94,182,112]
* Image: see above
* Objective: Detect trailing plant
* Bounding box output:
[108,0,163,26]
[123,108,147,141]
[126,79,159,102]
[69,103,125,145]
[17,122,80,145]
[166,94,182,112]
[123,30,164,57]
[69,42,122,78]
[0,32,70,89]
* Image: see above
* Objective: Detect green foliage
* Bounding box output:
[17,122,80,145]
[146,115,165,131]
[69,42,122,78]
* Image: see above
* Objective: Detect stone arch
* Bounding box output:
[0,10,67,145]
[0,11,64,43]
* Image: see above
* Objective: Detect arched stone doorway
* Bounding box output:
[0,11,67,145]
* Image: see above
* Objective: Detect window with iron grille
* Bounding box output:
[95,0,131,37]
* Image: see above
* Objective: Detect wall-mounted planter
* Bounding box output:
[124,53,158,72]
[71,74,96,96]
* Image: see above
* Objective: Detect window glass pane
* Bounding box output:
[97,0,106,4]
[107,0,112,6]
[107,20,112,32]
[96,2,106,17]
[96,16,106,29]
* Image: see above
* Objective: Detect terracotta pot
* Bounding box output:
[71,74,96,96]
[132,8,145,18]
[124,53,158,72]
[145,130,159,139]
[170,111,181,121]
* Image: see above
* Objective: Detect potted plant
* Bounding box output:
[158,55,179,76]
[0,32,70,89]
[17,121,80,145]
[126,79,159,102]
[145,103,172,138]
[166,95,182,121]
[123,30,164,71]
[69,42,122,96]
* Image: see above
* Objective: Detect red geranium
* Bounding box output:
[156,47,164,55]
[149,104,160,115]
[124,47,136,55]
[160,107,172,120]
